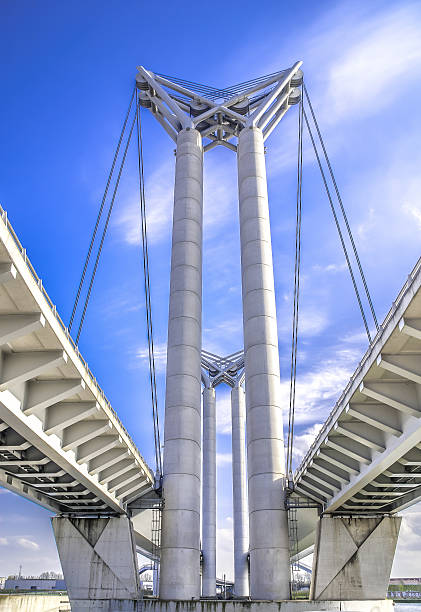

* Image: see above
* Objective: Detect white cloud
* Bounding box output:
[0,537,8,545]
[280,346,361,425]
[312,262,347,274]
[17,538,39,551]
[203,319,243,356]
[115,161,174,246]
[216,453,232,467]
[217,517,234,581]
[291,423,323,468]
[404,203,421,231]
[135,342,167,373]
[115,150,238,248]
[323,5,421,123]
[215,391,232,435]
[392,506,421,577]
[297,310,328,338]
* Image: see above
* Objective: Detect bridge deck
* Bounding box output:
[0,206,154,513]
[295,255,421,515]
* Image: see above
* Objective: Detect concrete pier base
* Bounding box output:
[51,515,140,611]
[143,600,393,612]
[310,515,401,601]
[0,597,395,612]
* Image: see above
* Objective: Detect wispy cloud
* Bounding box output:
[280,345,362,425]
[217,516,234,581]
[135,342,167,373]
[217,452,232,467]
[292,423,323,468]
[115,161,174,246]
[0,537,8,545]
[215,390,232,435]
[17,537,39,551]
[322,4,421,123]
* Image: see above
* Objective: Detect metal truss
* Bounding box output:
[135,62,303,150]
[201,349,245,388]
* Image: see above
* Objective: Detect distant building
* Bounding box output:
[0,577,6,590]
[390,578,421,585]
[4,578,66,591]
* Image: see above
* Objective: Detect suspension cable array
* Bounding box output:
[286,85,304,479]
[304,85,379,333]
[136,102,162,478]
[68,88,162,477]
[156,69,286,102]
[285,83,378,476]
[69,88,136,334]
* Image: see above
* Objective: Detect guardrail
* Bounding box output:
[0,204,151,478]
[295,254,421,481]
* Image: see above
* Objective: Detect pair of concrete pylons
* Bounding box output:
[51,64,401,611]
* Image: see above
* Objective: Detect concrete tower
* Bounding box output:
[136,61,303,601]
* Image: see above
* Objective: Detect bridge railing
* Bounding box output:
[295,254,421,481]
[0,204,152,479]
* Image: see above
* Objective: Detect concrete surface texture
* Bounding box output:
[0,594,69,612]
[159,128,204,600]
[231,385,249,597]
[0,211,154,517]
[310,515,402,600]
[237,125,289,600]
[142,600,394,612]
[202,386,217,597]
[0,596,395,612]
[51,515,139,604]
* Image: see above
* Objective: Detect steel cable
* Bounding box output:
[303,109,372,343]
[136,102,162,477]
[304,85,378,332]
[75,111,137,345]
[69,87,136,332]
[286,85,304,478]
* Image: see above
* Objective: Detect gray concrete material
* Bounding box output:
[310,515,401,601]
[237,125,289,600]
[52,515,140,607]
[202,386,216,597]
[0,597,394,612]
[142,600,393,612]
[295,255,421,523]
[0,208,154,515]
[0,594,70,612]
[160,128,203,601]
[231,385,249,597]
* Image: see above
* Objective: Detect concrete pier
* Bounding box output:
[160,128,204,600]
[51,515,139,609]
[0,596,394,612]
[231,385,249,597]
[202,386,217,597]
[311,515,402,601]
[237,126,289,600]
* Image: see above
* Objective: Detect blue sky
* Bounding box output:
[1,0,421,580]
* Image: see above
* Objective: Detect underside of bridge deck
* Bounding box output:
[0,207,155,515]
[295,256,421,517]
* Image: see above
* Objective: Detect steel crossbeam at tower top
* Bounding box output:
[136,62,304,601]
[136,62,302,151]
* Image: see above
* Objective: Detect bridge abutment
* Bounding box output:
[51,515,140,611]
[310,514,401,601]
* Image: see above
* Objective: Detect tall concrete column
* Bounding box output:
[237,126,289,600]
[231,384,249,597]
[202,386,216,597]
[160,128,203,600]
